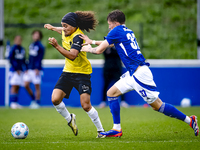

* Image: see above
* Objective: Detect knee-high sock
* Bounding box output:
[87,107,104,131]
[54,101,71,123]
[10,94,18,103]
[108,96,120,124]
[158,102,186,121]
[30,94,35,101]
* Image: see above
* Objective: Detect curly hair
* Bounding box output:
[75,11,98,32]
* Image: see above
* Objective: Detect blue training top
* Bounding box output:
[105,25,149,76]
[28,41,45,70]
[8,44,27,72]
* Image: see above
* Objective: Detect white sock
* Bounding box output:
[54,101,71,123]
[87,106,104,132]
[113,124,121,130]
[184,116,191,125]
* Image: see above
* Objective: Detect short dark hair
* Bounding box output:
[32,30,43,40]
[107,10,125,24]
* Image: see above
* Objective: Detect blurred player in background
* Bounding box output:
[99,46,129,108]
[44,11,104,138]
[8,35,27,109]
[80,10,199,137]
[5,40,11,59]
[23,30,45,109]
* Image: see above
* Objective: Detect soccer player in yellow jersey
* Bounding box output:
[44,11,104,138]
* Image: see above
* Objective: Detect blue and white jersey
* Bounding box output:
[105,25,149,76]
[8,44,27,72]
[28,41,45,70]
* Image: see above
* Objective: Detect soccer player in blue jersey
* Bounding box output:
[8,35,27,109]
[80,10,199,137]
[23,30,45,109]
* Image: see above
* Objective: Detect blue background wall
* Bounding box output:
[0,67,5,106]
[0,66,200,107]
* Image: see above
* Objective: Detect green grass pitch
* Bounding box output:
[0,106,199,149]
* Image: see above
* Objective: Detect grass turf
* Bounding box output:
[0,106,199,149]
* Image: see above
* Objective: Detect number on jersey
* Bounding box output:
[119,33,140,56]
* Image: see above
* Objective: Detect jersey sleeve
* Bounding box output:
[71,35,83,52]
[34,43,45,70]
[104,28,118,45]
[9,46,18,71]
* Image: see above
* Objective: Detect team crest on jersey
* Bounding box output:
[15,49,25,59]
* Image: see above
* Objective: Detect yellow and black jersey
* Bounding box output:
[62,28,92,74]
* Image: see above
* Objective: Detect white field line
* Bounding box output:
[1,140,200,144]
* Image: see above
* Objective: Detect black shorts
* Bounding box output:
[54,72,92,99]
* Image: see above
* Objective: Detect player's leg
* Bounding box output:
[24,81,40,109]
[52,89,71,121]
[150,98,188,121]
[73,74,104,137]
[52,88,78,136]
[10,85,20,109]
[30,70,42,108]
[107,85,122,129]
[34,84,40,101]
[150,98,199,136]
[134,66,199,136]
[9,71,23,109]
[100,71,132,137]
[99,85,123,137]
[24,81,35,100]
[33,84,41,107]
[23,71,36,105]
[113,70,129,108]
[53,72,78,135]
[80,93,105,137]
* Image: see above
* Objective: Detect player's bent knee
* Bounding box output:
[80,93,91,111]
[149,97,163,111]
[51,89,66,105]
[107,89,116,97]
[51,94,62,105]
[107,86,122,97]
[81,104,91,112]
[81,103,91,112]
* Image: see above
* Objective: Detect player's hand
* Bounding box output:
[79,34,92,46]
[48,37,59,48]
[44,24,54,30]
[81,44,92,52]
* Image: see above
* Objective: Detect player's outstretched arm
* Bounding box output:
[81,40,109,54]
[79,34,103,46]
[44,24,63,35]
